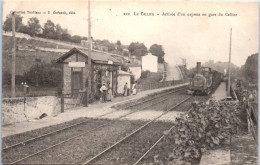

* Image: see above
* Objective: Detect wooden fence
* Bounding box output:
[246,101,258,145]
[136,79,190,93]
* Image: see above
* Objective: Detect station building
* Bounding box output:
[56,48,123,99]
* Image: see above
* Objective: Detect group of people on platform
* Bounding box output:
[123,82,137,96]
[100,82,137,103]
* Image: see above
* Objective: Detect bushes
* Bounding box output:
[23,63,61,87]
[140,70,150,79]
[2,72,26,86]
[161,100,241,164]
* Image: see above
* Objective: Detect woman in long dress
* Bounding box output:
[107,83,112,101]
[132,83,137,95]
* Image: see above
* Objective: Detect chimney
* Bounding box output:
[197,62,201,73]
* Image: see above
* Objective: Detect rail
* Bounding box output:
[136,79,190,92]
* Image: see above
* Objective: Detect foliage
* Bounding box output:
[116,40,122,46]
[140,70,151,79]
[2,72,25,86]
[98,40,116,51]
[27,17,41,36]
[163,100,241,164]
[23,63,61,87]
[133,49,148,58]
[128,42,148,57]
[42,20,56,39]
[3,13,24,32]
[240,53,258,84]
[55,24,63,40]
[60,29,72,42]
[71,35,82,43]
[149,44,165,63]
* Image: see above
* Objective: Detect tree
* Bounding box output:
[133,49,148,58]
[27,17,41,36]
[42,20,56,39]
[71,35,82,43]
[240,53,258,83]
[60,28,71,42]
[128,42,147,57]
[100,40,115,51]
[116,40,123,51]
[3,13,24,32]
[24,63,61,87]
[149,44,165,63]
[55,24,63,40]
[116,40,121,46]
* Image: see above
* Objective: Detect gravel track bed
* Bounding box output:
[2,117,89,148]
[128,92,189,111]
[2,118,111,164]
[92,121,173,165]
[149,92,189,111]
[114,87,187,110]
[130,90,186,110]
[17,120,146,164]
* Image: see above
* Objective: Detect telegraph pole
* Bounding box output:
[11,12,16,98]
[88,0,92,101]
[227,28,232,96]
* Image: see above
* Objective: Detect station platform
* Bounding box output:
[210,82,228,101]
[2,83,188,138]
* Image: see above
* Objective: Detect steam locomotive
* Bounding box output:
[188,62,223,95]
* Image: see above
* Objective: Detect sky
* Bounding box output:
[2,0,259,68]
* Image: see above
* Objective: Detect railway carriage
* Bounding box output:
[188,62,223,95]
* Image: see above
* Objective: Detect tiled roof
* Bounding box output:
[56,47,122,65]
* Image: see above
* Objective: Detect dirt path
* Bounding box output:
[230,133,258,165]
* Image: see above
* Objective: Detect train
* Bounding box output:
[188,62,223,95]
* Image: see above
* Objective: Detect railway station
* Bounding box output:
[2,70,258,164]
[2,1,258,164]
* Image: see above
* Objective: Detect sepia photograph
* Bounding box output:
[1,0,258,164]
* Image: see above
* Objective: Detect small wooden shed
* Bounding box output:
[56,48,121,99]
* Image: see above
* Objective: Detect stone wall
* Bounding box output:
[2,96,61,126]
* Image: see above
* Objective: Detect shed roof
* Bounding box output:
[55,47,122,65]
[118,70,132,76]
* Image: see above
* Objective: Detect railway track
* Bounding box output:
[3,87,189,164]
[116,86,187,110]
[81,96,193,164]
[3,86,186,150]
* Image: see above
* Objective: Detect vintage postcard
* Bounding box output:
[1,0,258,164]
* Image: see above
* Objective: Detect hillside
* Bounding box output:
[2,35,66,75]
[2,33,129,76]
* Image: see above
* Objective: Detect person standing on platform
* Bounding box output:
[100,83,107,103]
[107,83,112,101]
[124,82,128,96]
[132,81,137,95]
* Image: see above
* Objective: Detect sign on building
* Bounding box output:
[68,62,85,68]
